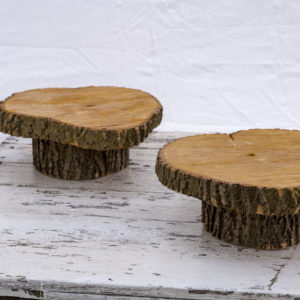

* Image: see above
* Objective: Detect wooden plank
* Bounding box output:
[0,132,298,299]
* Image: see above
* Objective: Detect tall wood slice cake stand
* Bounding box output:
[0,86,162,180]
[156,129,300,250]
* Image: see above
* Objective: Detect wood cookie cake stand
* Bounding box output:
[0,86,162,180]
[156,129,300,249]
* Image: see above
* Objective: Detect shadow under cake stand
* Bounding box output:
[156,129,300,249]
[0,86,162,180]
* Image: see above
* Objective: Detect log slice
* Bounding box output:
[0,86,162,151]
[32,139,129,180]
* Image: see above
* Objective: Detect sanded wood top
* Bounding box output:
[0,86,162,151]
[159,129,300,189]
[3,86,161,130]
[156,129,300,215]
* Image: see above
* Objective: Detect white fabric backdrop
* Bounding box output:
[1,0,300,141]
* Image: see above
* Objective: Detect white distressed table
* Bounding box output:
[0,131,299,300]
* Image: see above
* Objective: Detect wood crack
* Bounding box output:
[267,246,297,291]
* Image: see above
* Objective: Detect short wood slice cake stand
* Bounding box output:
[0,86,162,180]
[156,129,300,250]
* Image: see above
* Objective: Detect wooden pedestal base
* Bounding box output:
[202,202,300,249]
[32,139,129,180]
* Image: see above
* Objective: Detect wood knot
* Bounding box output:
[247,153,255,156]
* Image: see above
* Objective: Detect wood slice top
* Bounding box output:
[156,129,300,215]
[0,86,162,151]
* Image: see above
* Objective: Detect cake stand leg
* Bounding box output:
[32,138,129,180]
[201,202,299,249]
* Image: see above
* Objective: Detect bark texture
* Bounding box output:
[32,138,129,180]
[202,202,300,249]
[0,105,162,152]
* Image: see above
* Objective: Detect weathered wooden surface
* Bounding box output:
[0,132,299,299]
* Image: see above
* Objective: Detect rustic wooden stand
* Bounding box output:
[156,129,300,249]
[0,86,162,180]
